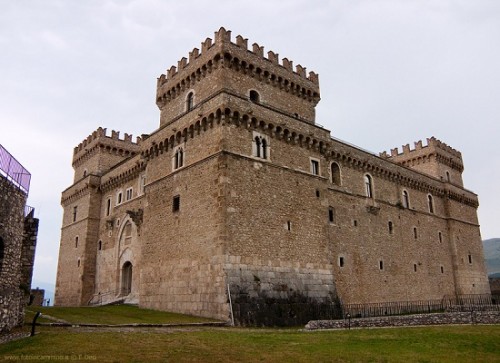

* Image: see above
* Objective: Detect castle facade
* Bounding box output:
[55,28,490,324]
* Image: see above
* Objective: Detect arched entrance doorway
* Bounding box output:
[121,261,132,296]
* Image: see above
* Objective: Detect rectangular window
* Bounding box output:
[310,159,320,175]
[72,206,77,222]
[379,260,384,270]
[106,198,111,216]
[126,188,133,201]
[413,264,417,272]
[468,254,472,264]
[328,207,335,224]
[173,195,180,212]
[339,257,345,268]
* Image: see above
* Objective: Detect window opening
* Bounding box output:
[121,261,133,295]
[388,221,393,234]
[173,195,180,212]
[331,162,341,185]
[126,188,133,201]
[413,227,418,239]
[428,195,434,214]
[117,192,123,205]
[186,92,194,111]
[106,198,111,216]
[310,159,319,175]
[249,90,260,103]
[98,240,102,251]
[438,232,442,243]
[72,206,78,222]
[414,264,417,272]
[353,220,358,227]
[446,171,450,182]
[253,134,268,160]
[402,190,409,208]
[174,147,184,169]
[316,189,320,198]
[364,174,373,198]
[440,266,444,273]
[468,254,472,264]
[329,207,335,224]
[77,259,81,268]
[379,260,384,270]
[287,221,291,231]
[339,257,345,268]
[75,236,79,248]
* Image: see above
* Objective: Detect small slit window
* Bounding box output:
[428,194,434,214]
[186,91,194,111]
[328,207,335,224]
[75,236,79,248]
[173,195,180,212]
[402,190,410,208]
[72,206,78,222]
[364,174,373,198]
[339,257,345,268]
[379,260,384,270]
[413,227,418,239]
[468,254,472,264]
[98,240,102,251]
[106,198,111,216]
[388,221,393,234]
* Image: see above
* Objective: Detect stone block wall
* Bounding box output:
[0,175,29,332]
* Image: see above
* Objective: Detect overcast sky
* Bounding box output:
[1,0,499,285]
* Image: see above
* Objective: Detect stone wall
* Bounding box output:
[0,175,26,332]
[305,310,500,330]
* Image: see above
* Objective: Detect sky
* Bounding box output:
[1,0,499,286]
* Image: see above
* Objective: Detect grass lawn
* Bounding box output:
[24,305,220,325]
[1,325,499,362]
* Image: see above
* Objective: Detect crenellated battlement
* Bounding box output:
[380,137,462,160]
[157,27,319,86]
[73,127,142,155]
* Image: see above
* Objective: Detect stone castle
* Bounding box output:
[0,145,38,333]
[55,27,490,324]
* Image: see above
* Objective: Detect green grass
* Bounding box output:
[25,305,220,325]
[1,325,499,362]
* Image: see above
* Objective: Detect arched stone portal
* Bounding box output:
[121,261,133,296]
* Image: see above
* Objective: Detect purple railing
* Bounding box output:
[0,144,31,194]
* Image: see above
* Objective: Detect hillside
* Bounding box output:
[483,238,500,276]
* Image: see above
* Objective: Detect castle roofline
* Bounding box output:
[157,27,319,87]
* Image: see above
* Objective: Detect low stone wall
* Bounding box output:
[305,311,500,330]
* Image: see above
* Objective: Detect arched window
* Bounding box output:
[0,236,4,273]
[255,136,261,158]
[253,134,268,160]
[173,147,184,170]
[121,261,133,295]
[249,90,260,103]
[364,174,373,198]
[186,92,194,111]
[75,236,79,248]
[331,162,341,185]
[428,195,434,214]
[402,190,410,208]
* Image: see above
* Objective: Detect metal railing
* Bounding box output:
[0,144,31,194]
[341,294,500,319]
